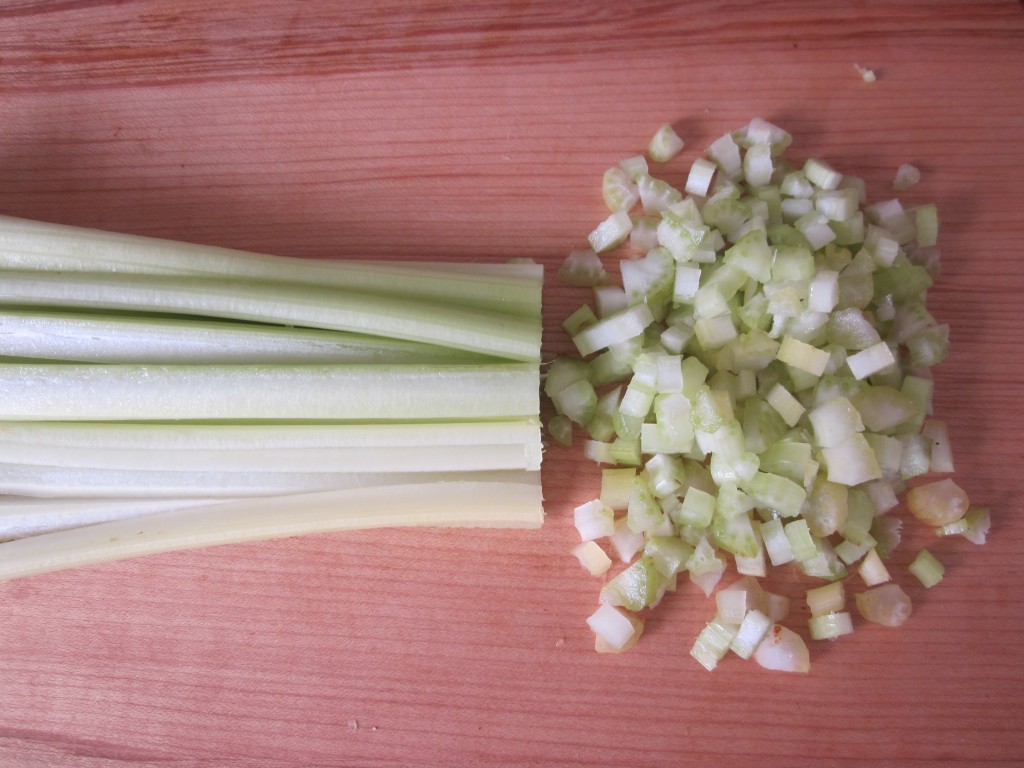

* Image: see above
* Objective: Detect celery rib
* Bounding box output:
[0,478,545,582]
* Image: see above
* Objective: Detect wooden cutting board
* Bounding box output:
[1,2,1022,765]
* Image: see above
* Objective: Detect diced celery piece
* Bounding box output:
[742,471,807,518]
[676,486,717,528]
[712,510,759,558]
[690,617,739,671]
[600,467,636,510]
[644,536,694,578]
[648,123,685,162]
[908,549,945,588]
[808,612,854,640]
[627,476,666,533]
[588,211,633,254]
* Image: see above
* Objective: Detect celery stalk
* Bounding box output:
[0,478,545,582]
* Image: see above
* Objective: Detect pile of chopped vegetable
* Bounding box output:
[0,216,545,580]
[548,118,990,671]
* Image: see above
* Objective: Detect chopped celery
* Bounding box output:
[551,118,982,670]
[908,549,945,588]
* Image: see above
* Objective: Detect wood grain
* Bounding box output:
[1,2,1023,766]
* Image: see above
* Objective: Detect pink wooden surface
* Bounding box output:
[1,2,1023,765]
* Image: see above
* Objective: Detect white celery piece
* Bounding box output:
[806,582,846,617]
[765,383,805,427]
[0,478,544,582]
[808,612,854,640]
[587,604,641,651]
[846,342,897,380]
[856,584,912,626]
[685,158,717,197]
[558,248,609,287]
[0,271,542,363]
[0,308,488,365]
[754,625,810,673]
[0,363,539,422]
[648,123,685,163]
[572,304,655,357]
[858,548,891,586]
[0,215,543,318]
[893,163,922,191]
[804,158,843,191]
[587,211,633,254]
[574,499,615,541]
[730,609,772,659]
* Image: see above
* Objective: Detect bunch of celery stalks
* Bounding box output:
[0,216,545,579]
[548,119,989,671]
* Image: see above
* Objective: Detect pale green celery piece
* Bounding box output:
[913,204,939,247]
[621,248,676,320]
[834,536,876,566]
[543,355,592,399]
[602,556,662,611]
[784,519,818,562]
[857,547,891,586]
[686,534,727,580]
[587,386,622,442]
[808,612,854,640]
[767,223,813,249]
[690,386,730,433]
[760,517,795,566]
[865,224,901,267]
[656,355,685,394]
[741,471,807,518]
[644,453,686,498]
[729,608,772,660]
[873,265,932,303]
[777,336,830,377]
[829,212,866,246]
[765,282,804,319]
[589,350,636,388]
[594,284,629,318]
[752,185,784,223]
[677,486,717,528]
[709,451,760,486]
[707,133,743,180]
[657,210,711,263]
[822,433,883,486]
[907,324,950,368]
[659,324,694,355]
[588,211,633,254]
[840,488,876,546]
[637,174,683,214]
[803,158,843,191]
[0,308,497,367]
[828,308,883,350]
[898,433,932,479]
[648,123,685,163]
[694,315,738,350]
[937,507,990,545]
[733,118,793,156]
[815,188,860,222]
[627,476,667,534]
[806,581,846,616]
[0,215,544,318]
[600,467,636,510]
[724,231,773,283]
[799,537,848,581]
[616,383,655,436]
[672,264,703,305]
[908,549,945,588]
[759,441,813,485]
[703,262,750,303]
[813,374,866,408]
[900,375,934,414]
[547,414,574,446]
[851,386,920,432]
[782,195,815,222]
[715,482,755,519]
[737,293,771,332]
[742,143,775,188]
[771,245,815,283]
[701,197,752,242]
[781,170,815,198]
[602,167,640,213]
[764,381,805,427]
[742,398,789,456]
[609,438,642,467]
[795,211,838,250]
[644,536,694,578]
[652,392,696,450]
[701,419,746,462]
[584,440,616,465]
[572,303,655,357]
[0,363,538,423]
[837,269,874,310]
[0,478,545,582]
[690,617,740,671]
[846,341,897,381]
[809,396,864,448]
[802,476,849,537]
[551,378,598,426]
[0,272,543,363]
[676,358,708,399]
[694,285,731,320]
[712,510,759,558]
[562,304,598,336]
[620,154,649,182]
